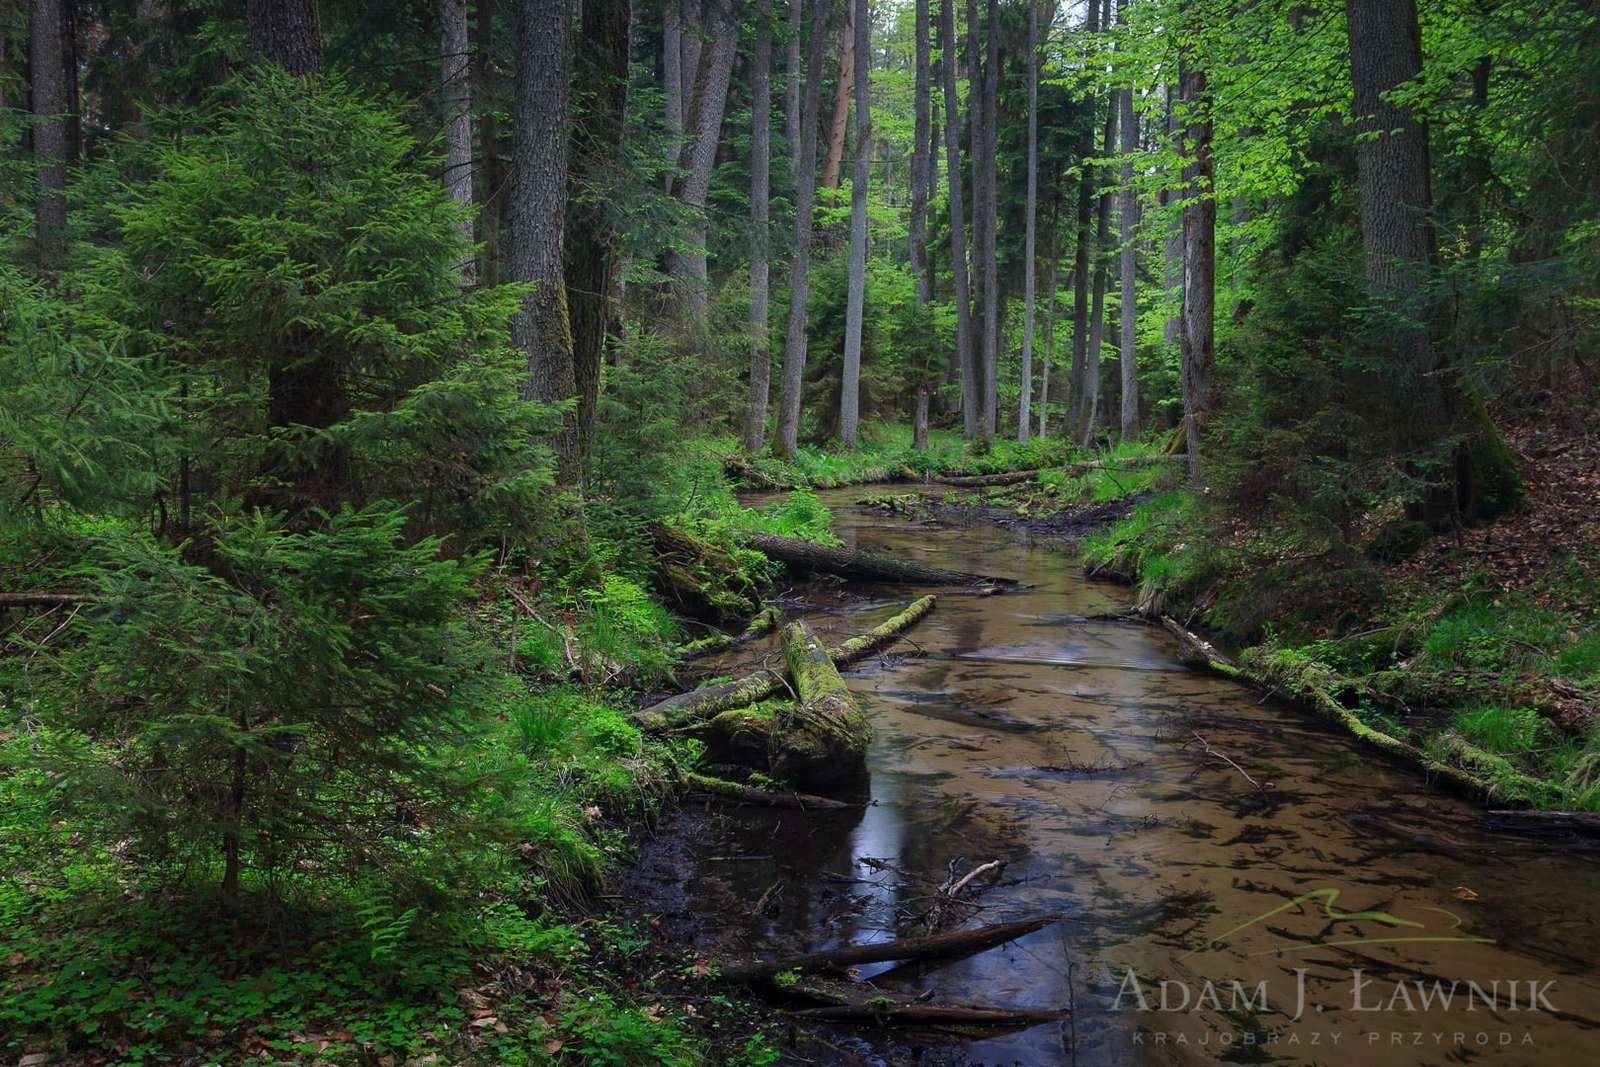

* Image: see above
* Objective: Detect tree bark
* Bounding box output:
[1161,84,1181,354]
[914,385,931,451]
[744,0,775,453]
[775,0,830,459]
[30,0,67,278]
[663,0,683,171]
[668,0,737,320]
[785,0,802,173]
[1018,0,1039,443]
[939,0,979,437]
[979,0,999,440]
[441,0,476,285]
[476,0,504,286]
[1039,189,1061,438]
[512,0,581,484]
[1178,47,1214,489]
[246,0,322,75]
[838,0,870,449]
[1081,2,1117,449]
[1067,0,1101,439]
[908,0,932,305]
[820,2,853,190]
[1117,16,1138,442]
[565,0,630,464]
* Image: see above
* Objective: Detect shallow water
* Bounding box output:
[628,487,1600,1066]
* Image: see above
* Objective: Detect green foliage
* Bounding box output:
[1454,704,1547,754]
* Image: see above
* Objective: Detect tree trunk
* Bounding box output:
[979,0,999,440]
[440,0,475,285]
[1018,0,1039,443]
[838,0,869,449]
[1117,20,1138,442]
[939,0,978,436]
[1081,12,1117,450]
[1178,49,1214,489]
[908,0,931,305]
[680,0,702,115]
[820,2,853,190]
[785,0,802,173]
[775,0,830,459]
[476,0,504,286]
[668,0,736,320]
[1040,189,1061,438]
[565,0,630,464]
[1067,0,1101,438]
[30,0,67,278]
[744,0,774,453]
[914,385,930,451]
[1161,84,1181,354]
[245,0,322,75]
[512,0,581,485]
[663,0,682,173]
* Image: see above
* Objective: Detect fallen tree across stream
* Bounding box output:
[745,532,1017,588]
[635,596,937,730]
[766,621,870,788]
[719,912,1063,982]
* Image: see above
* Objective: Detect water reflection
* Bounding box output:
[626,487,1600,1065]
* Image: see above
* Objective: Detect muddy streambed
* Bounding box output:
[625,486,1600,1065]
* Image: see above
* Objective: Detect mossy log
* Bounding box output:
[746,532,1016,587]
[720,912,1063,982]
[1160,616,1524,802]
[648,523,758,625]
[635,596,937,730]
[677,604,783,659]
[682,771,855,811]
[931,470,1043,487]
[768,622,870,788]
[690,704,782,766]
[789,1003,1069,1031]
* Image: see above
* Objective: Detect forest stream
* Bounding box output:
[626,486,1600,1066]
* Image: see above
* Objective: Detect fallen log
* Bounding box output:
[1160,616,1238,670]
[690,704,781,766]
[746,532,1016,588]
[931,470,1042,488]
[648,523,759,624]
[768,622,870,788]
[677,604,783,659]
[636,596,937,730]
[683,771,855,811]
[721,912,1063,982]
[829,595,936,662]
[1481,810,1600,839]
[790,1003,1069,1029]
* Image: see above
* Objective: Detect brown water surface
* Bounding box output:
[628,487,1600,1065]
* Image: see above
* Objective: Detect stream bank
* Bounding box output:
[626,485,1600,1066]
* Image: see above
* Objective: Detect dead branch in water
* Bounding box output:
[1185,732,1269,791]
[720,912,1063,982]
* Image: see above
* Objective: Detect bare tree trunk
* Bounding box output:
[668,0,736,320]
[476,0,504,287]
[939,0,978,437]
[441,0,475,284]
[821,2,853,191]
[246,0,322,75]
[1117,9,1138,442]
[680,0,702,118]
[663,0,682,168]
[1067,0,1100,439]
[1344,0,1518,521]
[1161,84,1181,354]
[908,0,931,305]
[785,0,802,172]
[1178,46,1213,489]
[776,0,830,459]
[1081,3,1116,450]
[565,0,630,464]
[1018,0,1039,443]
[512,0,581,485]
[914,385,930,451]
[744,0,774,452]
[30,0,67,278]
[838,0,870,448]
[966,0,992,441]
[1039,204,1060,440]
